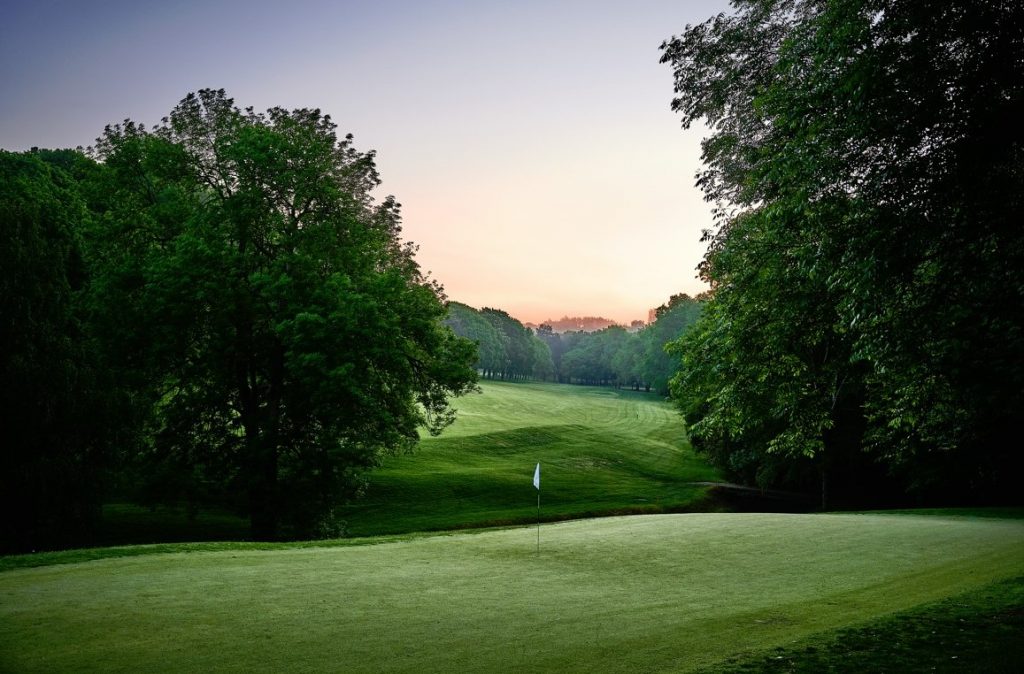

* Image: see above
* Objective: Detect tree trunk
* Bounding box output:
[254,343,285,540]
[820,466,828,511]
[248,444,279,541]
[238,344,281,540]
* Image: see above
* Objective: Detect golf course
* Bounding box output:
[338,380,721,535]
[88,380,721,544]
[2,512,1022,672]
[2,382,1023,672]
[5,1,1023,669]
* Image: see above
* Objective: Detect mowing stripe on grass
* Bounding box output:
[337,381,720,536]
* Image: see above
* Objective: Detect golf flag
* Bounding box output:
[533,462,541,554]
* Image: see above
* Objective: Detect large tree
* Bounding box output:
[662,1,1024,503]
[88,90,477,538]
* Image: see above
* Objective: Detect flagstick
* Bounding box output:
[533,462,541,556]
[536,489,541,556]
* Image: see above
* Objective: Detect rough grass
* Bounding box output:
[2,512,1022,673]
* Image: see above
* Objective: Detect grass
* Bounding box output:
[2,511,1022,672]
[6,382,1020,670]
[95,503,250,546]
[92,381,717,546]
[335,380,720,536]
[704,574,1024,673]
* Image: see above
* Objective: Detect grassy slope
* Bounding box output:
[336,380,719,536]
[93,381,717,545]
[2,512,1022,673]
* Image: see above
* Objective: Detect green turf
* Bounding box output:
[335,380,721,536]
[91,381,719,544]
[704,574,1024,673]
[2,512,1022,673]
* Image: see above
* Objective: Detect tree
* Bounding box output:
[480,308,535,380]
[662,1,1024,503]
[530,336,555,381]
[535,324,567,382]
[444,301,504,375]
[560,326,634,386]
[611,335,644,390]
[641,294,702,396]
[87,90,477,538]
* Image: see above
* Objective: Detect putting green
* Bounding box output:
[2,512,1022,672]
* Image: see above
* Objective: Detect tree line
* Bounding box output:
[661,0,1023,507]
[445,294,703,395]
[1,90,478,552]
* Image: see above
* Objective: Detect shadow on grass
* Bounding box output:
[95,503,250,546]
[703,575,1024,673]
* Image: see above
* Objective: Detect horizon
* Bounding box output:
[0,0,728,323]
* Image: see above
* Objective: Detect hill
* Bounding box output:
[96,380,718,543]
[336,380,719,536]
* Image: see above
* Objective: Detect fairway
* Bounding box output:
[336,380,719,536]
[2,512,1022,673]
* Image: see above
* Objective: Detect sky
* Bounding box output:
[0,0,730,325]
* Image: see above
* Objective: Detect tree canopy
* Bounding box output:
[662,0,1024,504]
[94,90,479,538]
[1,90,478,547]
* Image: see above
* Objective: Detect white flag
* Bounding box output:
[533,463,540,490]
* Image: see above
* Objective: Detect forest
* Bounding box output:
[443,293,702,394]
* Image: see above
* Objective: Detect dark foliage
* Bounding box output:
[663,0,1024,505]
[1,90,478,546]
[0,152,108,552]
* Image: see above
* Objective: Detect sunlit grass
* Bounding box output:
[93,381,718,545]
[337,380,720,535]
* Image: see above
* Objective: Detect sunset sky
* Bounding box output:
[1,0,730,325]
